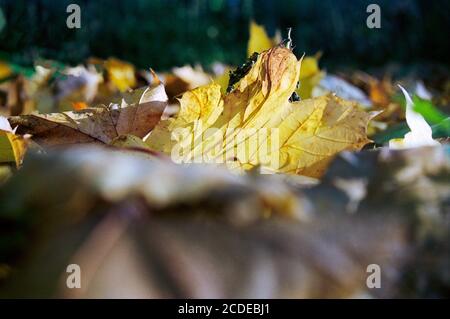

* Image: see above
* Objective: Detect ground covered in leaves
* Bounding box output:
[0,23,449,298]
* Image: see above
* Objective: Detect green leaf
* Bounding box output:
[412,96,449,128]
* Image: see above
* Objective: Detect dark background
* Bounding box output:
[0,0,449,71]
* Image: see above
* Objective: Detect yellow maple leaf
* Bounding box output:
[104,58,136,92]
[296,54,325,99]
[213,67,231,95]
[247,22,323,99]
[0,116,28,167]
[0,61,12,80]
[146,46,371,178]
[247,21,276,57]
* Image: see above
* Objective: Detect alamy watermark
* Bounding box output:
[66,3,380,30]
[366,264,381,289]
[66,263,81,289]
[66,4,81,29]
[366,4,381,29]
[169,121,280,172]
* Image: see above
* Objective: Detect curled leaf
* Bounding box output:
[389,86,440,149]
[146,47,371,177]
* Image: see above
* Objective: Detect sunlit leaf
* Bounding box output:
[297,55,325,99]
[389,86,440,149]
[247,21,275,57]
[146,46,371,178]
[8,84,168,148]
[0,116,27,167]
[412,95,449,129]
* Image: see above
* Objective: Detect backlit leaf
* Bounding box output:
[146,46,371,177]
[0,116,27,167]
[247,21,275,57]
[389,86,440,149]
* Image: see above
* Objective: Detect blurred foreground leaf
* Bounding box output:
[0,145,448,297]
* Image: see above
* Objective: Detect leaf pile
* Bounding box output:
[0,23,449,298]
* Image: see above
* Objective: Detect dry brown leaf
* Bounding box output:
[8,84,167,147]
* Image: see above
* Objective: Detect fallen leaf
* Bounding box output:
[247,22,323,100]
[0,146,447,298]
[0,61,12,80]
[110,134,150,149]
[247,21,276,57]
[369,78,392,107]
[172,65,211,89]
[0,115,27,167]
[312,74,371,107]
[146,46,371,177]
[297,54,325,99]
[8,84,168,148]
[412,95,449,129]
[163,73,190,102]
[54,65,103,111]
[4,75,29,116]
[212,65,231,95]
[389,86,440,149]
[104,58,136,92]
